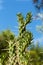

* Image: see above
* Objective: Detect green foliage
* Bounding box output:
[28,42,43,65]
[0,30,15,53]
[0,30,15,41]
[0,30,15,65]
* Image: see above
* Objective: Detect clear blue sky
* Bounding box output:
[0,0,43,45]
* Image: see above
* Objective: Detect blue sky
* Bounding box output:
[0,0,43,45]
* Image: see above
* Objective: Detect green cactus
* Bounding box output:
[0,12,33,65]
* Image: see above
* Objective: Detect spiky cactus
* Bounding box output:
[13,12,33,65]
[0,12,33,65]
